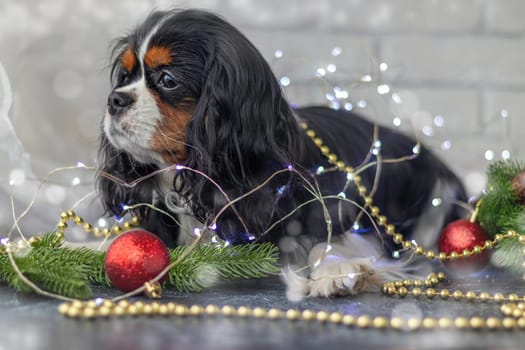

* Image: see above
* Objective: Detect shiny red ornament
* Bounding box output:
[105,229,171,293]
[438,219,490,272]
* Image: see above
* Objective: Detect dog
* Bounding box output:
[97,9,467,298]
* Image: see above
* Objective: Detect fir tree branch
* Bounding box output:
[0,232,280,298]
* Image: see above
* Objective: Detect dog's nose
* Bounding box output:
[108,92,134,116]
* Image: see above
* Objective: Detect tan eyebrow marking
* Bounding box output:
[144,46,172,69]
[121,46,137,72]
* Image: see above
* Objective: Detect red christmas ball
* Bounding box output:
[512,171,525,204]
[438,219,490,272]
[105,229,171,293]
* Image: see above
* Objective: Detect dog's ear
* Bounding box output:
[175,24,306,241]
[96,134,157,219]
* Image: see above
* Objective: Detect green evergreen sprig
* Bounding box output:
[0,233,279,299]
[477,160,525,270]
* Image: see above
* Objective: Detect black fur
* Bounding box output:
[98,9,466,251]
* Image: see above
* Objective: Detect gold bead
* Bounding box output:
[449,251,459,260]
[353,175,362,183]
[394,280,404,288]
[356,315,371,328]
[237,306,251,317]
[403,241,413,249]
[377,215,387,226]
[342,315,356,326]
[111,225,122,234]
[494,293,505,302]
[82,223,92,232]
[60,212,69,221]
[397,287,408,297]
[484,241,494,249]
[268,308,282,319]
[102,228,111,237]
[82,307,97,319]
[329,312,343,324]
[158,305,169,315]
[189,305,204,316]
[327,154,338,163]
[370,206,380,216]
[98,306,112,317]
[439,289,450,299]
[174,305,188,316]
[422,318,437,329]
[454,317,469,329]
[302,309,315,321]
[126,304,140,315]
[57,222,68,231]
[113,306,125,316]
[313,138,323,146]
[205,304,220,315]
[486,317,501,329]
[508,294,520,302]
[469,317,485,329]
[142,304,153,315]
[479,292,490,302]
[320,146,330,155]
[74,216,84,224]
[438,252,447,261]
[473,245,482,254]
[411,287,422,297]
[513,309,523,318]
[92,227,101,237]
[316,311,329,322]
[425,251,435,259]
[494,234,504,243]
[461,249,471,258]
[393,234,404,244]
[415,246,424,255]
[519,235,525,244]
[221,305,236,316]
[285,309,299,320]
[345,166,354,173]
[336,161,345,170]
[518,318,525,329]
[429,276,439,285]
[465,291,477,301]
[413,280,424,287]
[390,317,404,330]
[452,290,464,300]
[131,216,140,226]
[437,272,446,281]
[502,317,517,329]
[358,185,367,195]
[438,317,453,328]
[122,222,131,230]
[306,129,316,138]
[372,316,388,329]
[402,279,413,287]
[364,197,373,206]
[66,210,75,218]
[500,303,514,315]
[385,224,396,235]
[425,288,436,299]
[407,318,421,330]
[252,307,266,318]
[58,303,70,315]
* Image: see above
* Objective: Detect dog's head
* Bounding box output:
[98,9,304,242]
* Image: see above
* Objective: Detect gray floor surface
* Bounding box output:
[1,270,525,350]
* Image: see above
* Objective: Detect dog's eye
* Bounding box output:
[116,68,129,86]
[157,72,178,90]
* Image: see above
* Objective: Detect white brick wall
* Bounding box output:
[1,0,524,196]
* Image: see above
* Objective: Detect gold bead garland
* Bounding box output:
[56,210,140,238]
[300,122,521,261]
[58,272,525,330]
